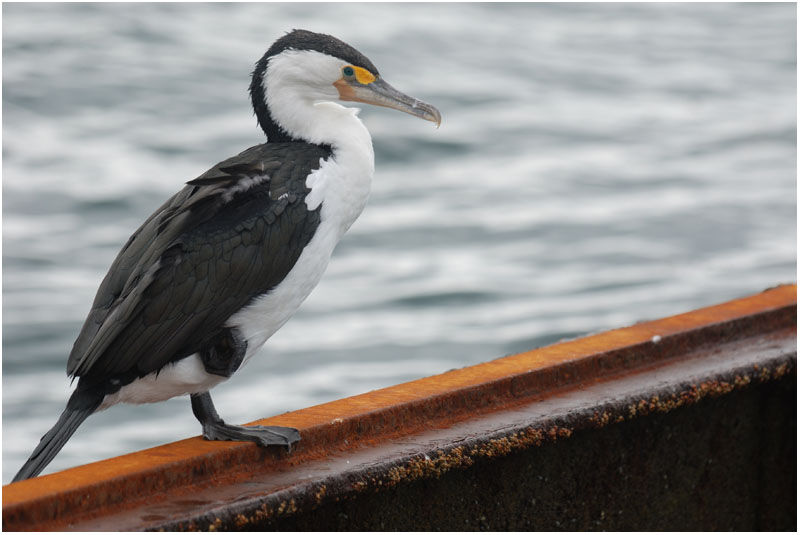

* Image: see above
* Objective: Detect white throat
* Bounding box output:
[264,49,372,150]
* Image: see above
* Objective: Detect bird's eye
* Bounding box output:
[341,65,376,85]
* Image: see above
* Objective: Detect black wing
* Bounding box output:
[67,142,331,382]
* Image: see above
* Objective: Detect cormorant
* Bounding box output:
[13,29,440,482]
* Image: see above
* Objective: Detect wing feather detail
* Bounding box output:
[67,142,331,381]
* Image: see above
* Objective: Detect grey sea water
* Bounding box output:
[2,3,796,482]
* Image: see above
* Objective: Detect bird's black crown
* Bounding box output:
[265,29,378,75]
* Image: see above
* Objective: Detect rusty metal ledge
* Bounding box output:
[2,284,796,531]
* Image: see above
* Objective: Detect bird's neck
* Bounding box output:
[299,102,375,226]
[266,92,371,150]
[262,86,375,190]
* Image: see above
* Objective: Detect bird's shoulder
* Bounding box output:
[67,142,331,381]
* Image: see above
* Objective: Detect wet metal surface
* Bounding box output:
[2,284,796,530]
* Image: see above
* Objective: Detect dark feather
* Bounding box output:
[67,142,331,382]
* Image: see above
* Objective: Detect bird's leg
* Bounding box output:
[190,392,300,451]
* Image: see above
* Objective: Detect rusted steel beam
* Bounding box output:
[3,284,796,531]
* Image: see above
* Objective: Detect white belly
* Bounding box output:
[98,354,227,409]
[225,214,341,364]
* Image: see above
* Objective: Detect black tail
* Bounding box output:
[12,387,102,482]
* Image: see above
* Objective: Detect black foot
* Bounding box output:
[190,391,300,452]
[201,421,300,451]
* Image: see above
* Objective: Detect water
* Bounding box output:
[2,3,795,483]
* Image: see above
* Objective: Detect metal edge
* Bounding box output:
[158,348,796,531]
[3,284,796,529]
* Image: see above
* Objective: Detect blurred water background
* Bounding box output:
[2,3,796,482]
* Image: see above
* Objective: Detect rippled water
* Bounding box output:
[2,3,796,482]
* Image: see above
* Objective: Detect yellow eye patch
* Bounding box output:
[353,66,375,84]
[343,65,376,85]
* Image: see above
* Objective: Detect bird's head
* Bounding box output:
[250,29,441,144]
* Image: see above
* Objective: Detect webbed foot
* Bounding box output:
[201,421,300,451]
[190,391,300,452]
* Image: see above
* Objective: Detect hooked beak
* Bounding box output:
[335,77,441,127]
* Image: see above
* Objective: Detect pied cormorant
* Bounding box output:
[13,29,440,482]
